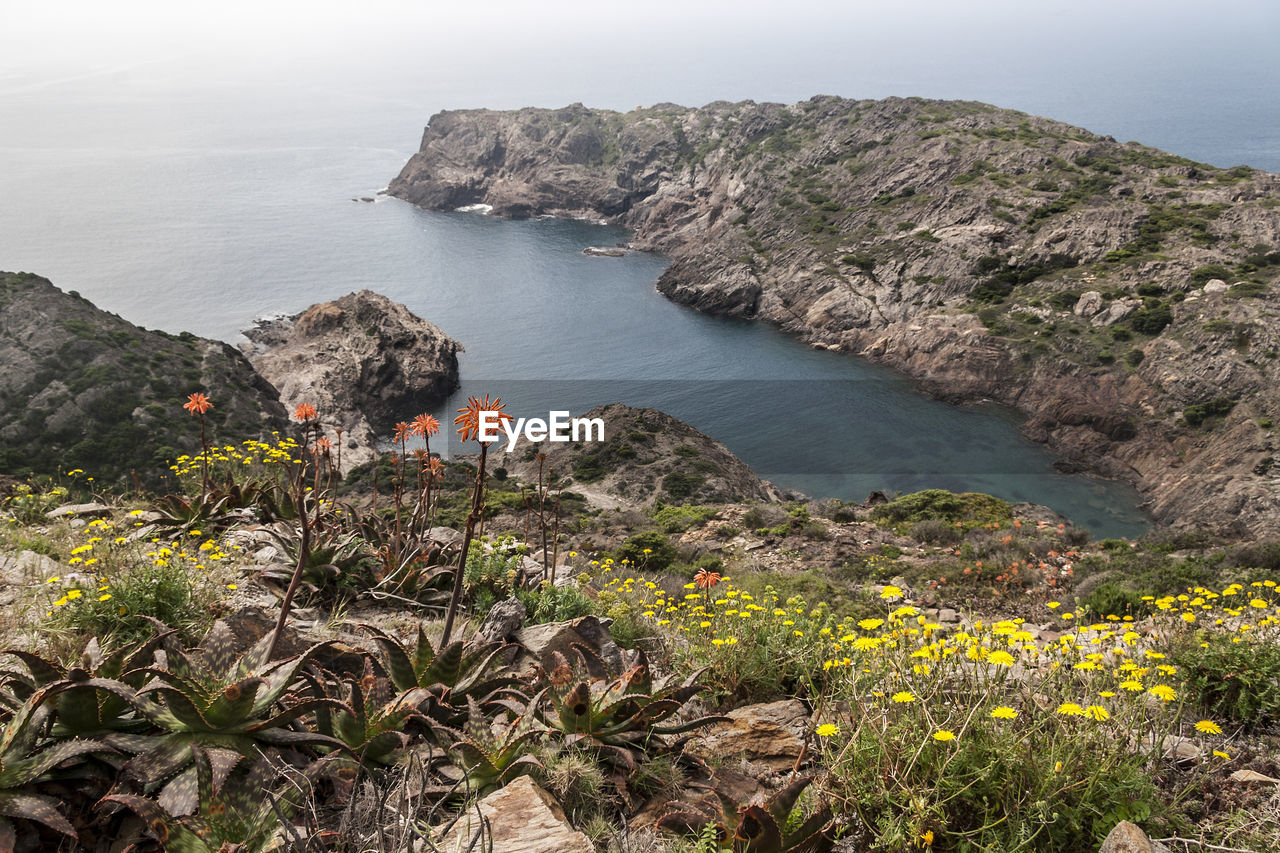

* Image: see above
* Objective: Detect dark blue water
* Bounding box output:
[6,8,1277,538]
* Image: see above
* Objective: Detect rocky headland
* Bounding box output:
[490,403,788,509]
[241,290,462,470]
[388,96,1280,537]
[0,271,287,485]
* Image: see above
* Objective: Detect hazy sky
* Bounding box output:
[2,1,1278,165]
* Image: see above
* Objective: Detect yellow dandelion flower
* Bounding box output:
[815,723,839,737]
[892,691,916,703]
[1057,702,1085,717]
[1212,750,1231,759]
[991,706,1018,720]
[987,650,1015,666]
[1194,720,1222,735]
[1084,705,1110,721]
[1149,685,1176,702]
[932,730,955,741]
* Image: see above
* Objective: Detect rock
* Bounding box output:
[477,597,526,643]
[435,776,592,853]
[1092,298,1141,327]
[1203,279,1230,293]
[426,527,464,547]
[242,291,461,471]
[938,608,959,623]
[1154,735,1200,764]
[0,550,60,607]
[698,699,810,771]
[45,502,112,520]
[1229,769,1280,785]
[583,246,626,256]
[512,615,624,674]
[1099,820,1171,853]
[1073,291,1105,318]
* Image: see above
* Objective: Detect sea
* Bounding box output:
[3,4,1278,538]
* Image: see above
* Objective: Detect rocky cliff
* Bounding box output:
[242,290,461,470]
[0,272,288,485]
[389,97,1280,537]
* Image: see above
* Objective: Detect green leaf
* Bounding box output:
[0,791,76,838]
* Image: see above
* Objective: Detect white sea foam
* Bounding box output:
[455,203,493,214]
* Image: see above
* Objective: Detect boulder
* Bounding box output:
[477,597,527,644]
[1073,291,1105,318]
[1092,298,1141,327]
[697,699,811,771]
[1099,820,1171,853]
[1229,769,1280,785]
[512,615,624,674]
[1203,279,1229,293]
[435,776,592,853]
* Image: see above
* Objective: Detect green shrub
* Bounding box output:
[1183,397,1236,428]
[615,531,676,572]
[651,504,717,533]
[517,581,596,625]
[871,489,1012,533]
[1170,632,1280,727]
[1080,581,1150,619]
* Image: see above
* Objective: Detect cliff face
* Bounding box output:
[0,272,288,484]
[389,97,1280,537]
[242,290,461,470]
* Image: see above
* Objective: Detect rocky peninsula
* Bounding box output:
[241,290,462,470]
[389,96,1280,537]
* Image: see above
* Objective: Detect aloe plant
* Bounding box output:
[101,749,328,853]
[362,625,520,726]
[2,637,159,749]
[434,696,543,796]
[84,621,345,814]
[258,522,371,600]
[656,775,834,853]
[530,645,727,771]
[0,688,111,850]
[310,658,432,768]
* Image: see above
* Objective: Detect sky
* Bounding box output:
[2,1,1278,166]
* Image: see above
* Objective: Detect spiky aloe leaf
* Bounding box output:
[250,643,334,715]
[765,775,816,827]
[651,714,731,736]
[97,793,213,853]
[452,643,513,693]
[247,697,344,733]
[159,765,200,816]
[0,738,109,787]
[1,650,63,688]
[420,640,464,688]
[201,678,266,729]
[142,686,213,732]
[124,734,195,786]
[0,791,77,840]
[197,622,239,680]
[736,803,785,850]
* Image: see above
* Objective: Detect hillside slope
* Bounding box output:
[0,272,288,485]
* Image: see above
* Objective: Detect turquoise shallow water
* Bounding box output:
[18,65,1279,537]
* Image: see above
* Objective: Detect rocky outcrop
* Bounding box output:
[491,404,787,509]
[390,98,1280,537]
[437,776,594,853]
[0,272,287,485]
[242,291,461,470]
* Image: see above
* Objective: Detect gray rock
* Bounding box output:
[1092,298,1141,327]
[477,597,526,643]
[1073,291,1105,318]
[426,527,464,547]
[45,502,112,520]
[1099,820,1171,853]
[243,291,461,472]
[1229,769,1280,785]
[513,615,623,674]
[1203,279,1229,293]
[434,776,592,853]
[938,608,960,623]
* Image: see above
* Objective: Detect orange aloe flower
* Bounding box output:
[411,413,440,437]
[428,457,444,476]
[454,395,512,443]
[294,403,318,421]
[694,568,721,589]
[312,437,333,454]
[393,421,412,443]
[183,393,213,415]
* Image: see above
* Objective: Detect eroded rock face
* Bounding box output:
[242,291,461,470]
[436,776,593,853]
[389,99,1280,536]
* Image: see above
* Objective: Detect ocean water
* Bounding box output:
[5,7,1278,538]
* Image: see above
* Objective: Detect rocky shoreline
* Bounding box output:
[388,96,1280,538]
